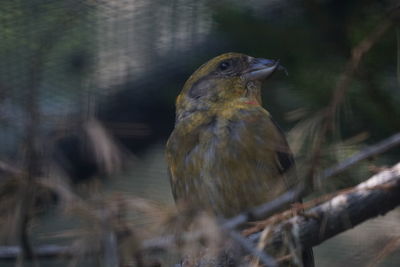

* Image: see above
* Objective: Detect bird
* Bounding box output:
[166,52,313,266]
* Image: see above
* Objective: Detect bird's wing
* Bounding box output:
[269,116,297,185]
[226,106,298,191]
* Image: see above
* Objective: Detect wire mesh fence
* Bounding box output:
[0,0,399,266]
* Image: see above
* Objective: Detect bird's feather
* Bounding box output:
[167,104,297,216]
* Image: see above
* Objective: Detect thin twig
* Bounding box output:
[320,132,400,179]
[227,230,278,267]
[14,5,91,263]
[100,209,120,267]
[306,4,400,186]
[0,161,23,176]
[0,245,73,260]
[223,185,304,230]
[1,161,399,261]
[367,236,400,267]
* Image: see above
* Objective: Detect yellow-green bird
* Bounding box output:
[166,52,313,266]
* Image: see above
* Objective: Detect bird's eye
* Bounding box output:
[218,61,231,71]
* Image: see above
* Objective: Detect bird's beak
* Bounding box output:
[242,57,287,81]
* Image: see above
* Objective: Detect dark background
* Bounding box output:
[0,0,399,266]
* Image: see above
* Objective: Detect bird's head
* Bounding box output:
[176,52,285,118]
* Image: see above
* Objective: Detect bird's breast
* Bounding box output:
[168,108,284,217]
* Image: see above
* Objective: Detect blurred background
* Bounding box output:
[0,0,399,266]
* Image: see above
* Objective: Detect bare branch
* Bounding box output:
[320,132,400,179]
[249,162,400,250]
[367,236,400,267]
[0,162,399,264]
[0,245,73,260]
[0,161,23,176]
[142,161,400,255]
[223,185,304,230]
[224,132,400,231]
[227,230,278,267]
[306,4,400,185]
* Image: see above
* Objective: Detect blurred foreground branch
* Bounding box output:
[2,160,398,263]
[0,161,22,176]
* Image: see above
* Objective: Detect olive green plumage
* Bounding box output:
[166,52,314,266]
[166,52,296,217]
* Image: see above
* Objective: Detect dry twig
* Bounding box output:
[306,4,400,186]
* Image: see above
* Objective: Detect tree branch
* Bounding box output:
[227,230,278,267]
[320,132,400,179]
[306,4,400,186]
[0,162,399,263]
[224,132,400,231]
[0,161,397,265]
[142,161,400,256]
[248,162,400,251]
